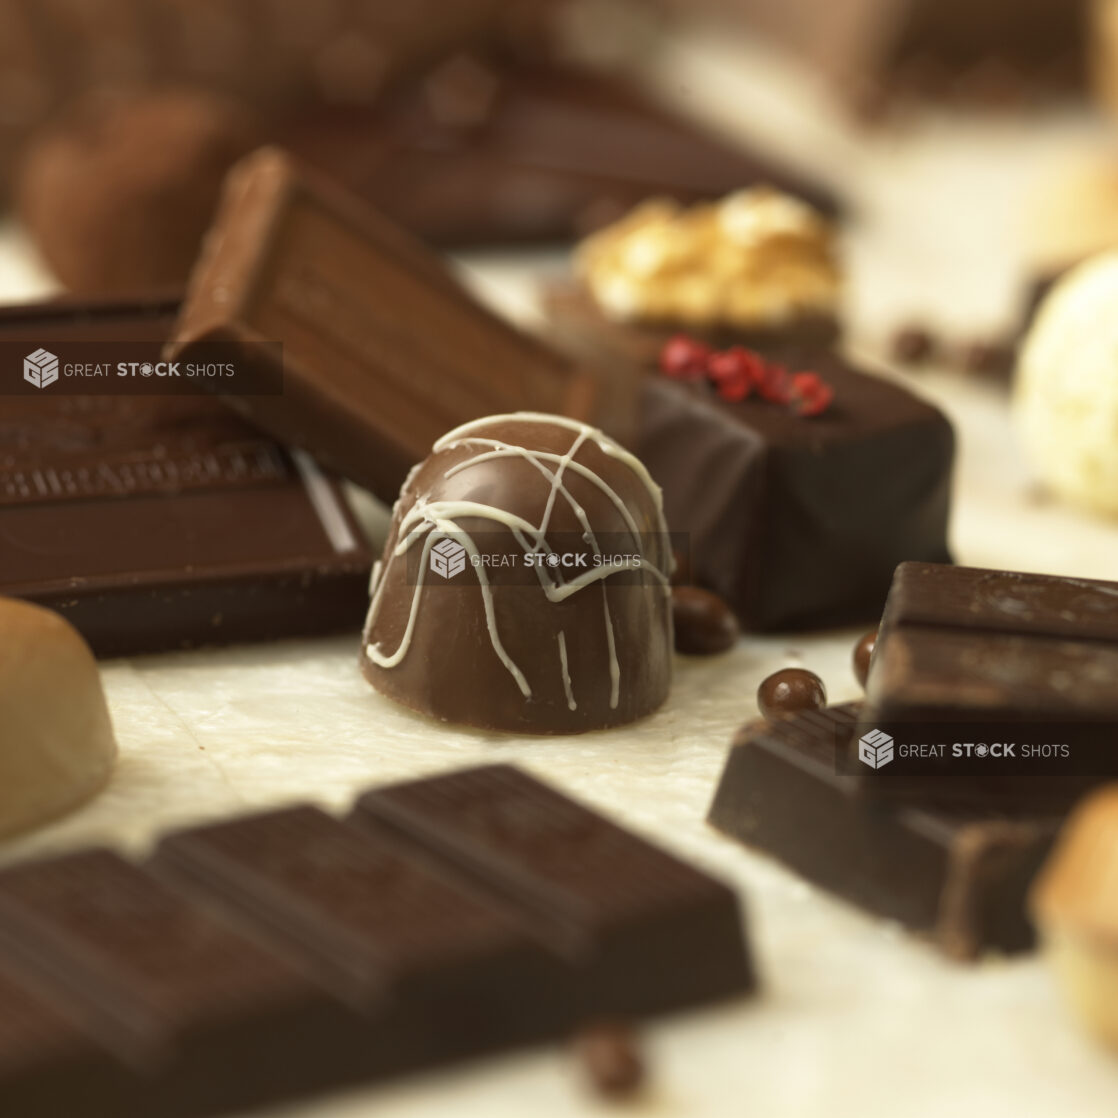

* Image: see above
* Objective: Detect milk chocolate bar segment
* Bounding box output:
[708,705,1061,959]
[169,147,626,500]
[0,849,368,1117]
[152,806,575,1055]
[354,765,755,1013]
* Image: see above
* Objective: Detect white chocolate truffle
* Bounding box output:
[1014,252,1118,517]
[0,599,117,838]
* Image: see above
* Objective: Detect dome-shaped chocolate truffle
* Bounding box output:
[16,89,259,295]
[361,414,673,734]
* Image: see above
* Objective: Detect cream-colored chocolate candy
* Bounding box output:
[0,599,117,839]
[1031,787,1118,1053]
[575,187,841,329]
[1014,253,1118,518]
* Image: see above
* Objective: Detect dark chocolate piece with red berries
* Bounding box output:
[637,342,954,631]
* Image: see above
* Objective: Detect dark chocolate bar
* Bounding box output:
[281,62,842,246]
[708,704,1062,959]
[635,359,954,631]
[0,296,372,658]
[353,764,754,1014]
[0,766,752,1114]
[0,849,368,1117]
[168,147,635,502]
[153,805,574,1057]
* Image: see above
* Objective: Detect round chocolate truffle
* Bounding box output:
[757,668,826,720]
[16,89,259,295]
[361,414,673,734]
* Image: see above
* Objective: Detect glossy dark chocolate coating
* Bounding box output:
[636,357,955,631]
[756,668,826,720]
[169,148,633,503]
[0,296,372,657]
[709,704,1062,959]
[361,415,672,734]
[671,586,739,655]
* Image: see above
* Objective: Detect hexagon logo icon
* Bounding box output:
[858,728,894,770]
[24,348,59,389]
[429,537,467,579]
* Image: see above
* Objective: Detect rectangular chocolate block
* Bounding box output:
[168,147,635,501]
[0,963,134,1118]
[636,359,954,630]
[0,849,368,1117]
[0,296,372,657]
[860,562,1118,806]
[281,62,842,246]
[153,805,574,1063]
[868,563,1118,722]
[353,764,754,1014]
[708,705,1062,959]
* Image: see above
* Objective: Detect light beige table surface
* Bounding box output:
[3,32,1118,1118]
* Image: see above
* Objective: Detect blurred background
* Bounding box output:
[0,0,1115,340]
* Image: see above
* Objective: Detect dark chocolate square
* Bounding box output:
[708,705,1061,959]
[868,562,1118,721]
[637,357,954,630]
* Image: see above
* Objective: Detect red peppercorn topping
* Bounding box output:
[790,371,835,417]
[658,336,834,417]
[660,334,712,381]
[707,347,755,402]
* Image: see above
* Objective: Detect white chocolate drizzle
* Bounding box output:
[364,414,670,711]
[557,631,577,711]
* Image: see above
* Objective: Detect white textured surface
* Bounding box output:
[4,34,1118,1118]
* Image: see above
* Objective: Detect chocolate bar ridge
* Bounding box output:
[354,764,755,1013]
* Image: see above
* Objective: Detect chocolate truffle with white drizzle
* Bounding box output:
[361,413,673,733]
